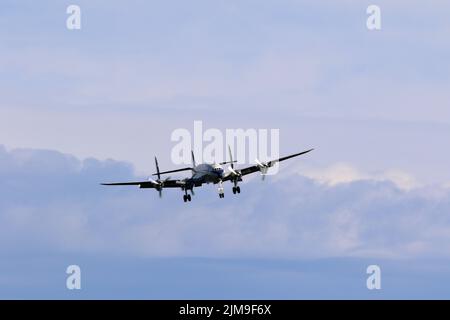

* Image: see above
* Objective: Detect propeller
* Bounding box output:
[151,157,171,198]
[229,145,235,168]
[255,158,270,180]
[227,145,241,176]
[228,166,240,176]
[148,176,171,198]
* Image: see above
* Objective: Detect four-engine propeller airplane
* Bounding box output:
[101,146,313,202]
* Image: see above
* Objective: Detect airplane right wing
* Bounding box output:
[222,148,314,181]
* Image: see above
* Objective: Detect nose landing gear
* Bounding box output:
[218,180,225,198]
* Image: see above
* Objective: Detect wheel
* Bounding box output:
[183,195,187,202]
[187,194,191,201]
[232,187,236,194]
[236,186,240,193]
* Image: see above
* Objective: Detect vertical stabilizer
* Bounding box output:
[191,150,196,167]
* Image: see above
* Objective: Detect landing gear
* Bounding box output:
[232,178,241,195]
[218,180,224,199]
[183,190,192,202]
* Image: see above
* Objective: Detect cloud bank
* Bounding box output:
[1,145,449,261]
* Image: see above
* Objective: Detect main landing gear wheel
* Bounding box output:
[232,186,241,194]
[219,193,224,198]
[183,194,192,202]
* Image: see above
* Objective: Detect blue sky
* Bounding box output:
[1,1,450,299]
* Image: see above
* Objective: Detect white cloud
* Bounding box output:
[1,146,449,261]
[298,163,419,191]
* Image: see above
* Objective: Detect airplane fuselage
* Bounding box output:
[191,163,224,184]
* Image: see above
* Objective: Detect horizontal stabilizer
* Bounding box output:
[219,160,238,165]
[152,167,193,176]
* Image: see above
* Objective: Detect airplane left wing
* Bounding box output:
[101,179,185,188]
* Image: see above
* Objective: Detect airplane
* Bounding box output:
[101,146,313,202]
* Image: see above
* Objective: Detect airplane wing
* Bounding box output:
[223,148,314,180]
[101,179,185,188]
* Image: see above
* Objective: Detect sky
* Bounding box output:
[0,0,450,299]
